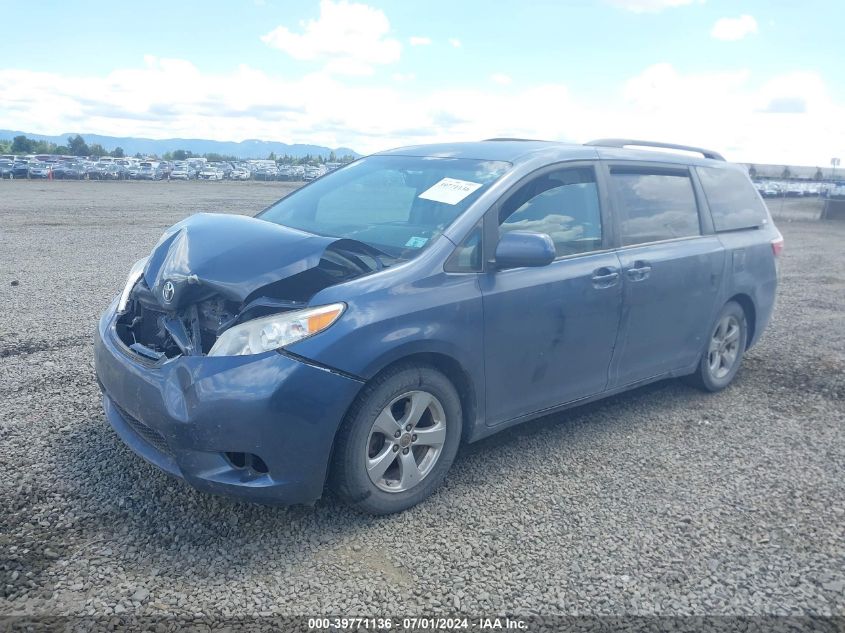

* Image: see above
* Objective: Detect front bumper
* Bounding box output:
[94,302,363,505]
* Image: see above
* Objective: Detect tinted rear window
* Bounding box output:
[609,168,700,246]
[697,167,768,231]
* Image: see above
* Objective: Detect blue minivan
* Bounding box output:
[94,139,782,514]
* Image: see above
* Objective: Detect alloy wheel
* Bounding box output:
[366,390,447,493]
[708,315,741,379]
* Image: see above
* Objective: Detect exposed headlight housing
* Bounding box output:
[116,257,148,314]
[208,303,345,357]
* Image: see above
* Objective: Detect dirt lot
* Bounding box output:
[1,181,843,621]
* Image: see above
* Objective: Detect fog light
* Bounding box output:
[225,452,269,474]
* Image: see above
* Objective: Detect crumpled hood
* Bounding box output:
[143,213,336,309]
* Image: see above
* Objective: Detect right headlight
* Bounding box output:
[116,257,148,314]
[208,303,345,357]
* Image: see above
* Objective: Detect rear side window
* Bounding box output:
[697,167,768,231]
[609,168,700,246]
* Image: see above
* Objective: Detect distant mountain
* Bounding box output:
[0,129,359,159]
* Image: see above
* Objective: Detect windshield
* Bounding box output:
[259,155,510,258]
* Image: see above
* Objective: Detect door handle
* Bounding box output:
[626,260,652,281]
[591,267,620,288]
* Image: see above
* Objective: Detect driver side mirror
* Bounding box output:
[494,231,556,269]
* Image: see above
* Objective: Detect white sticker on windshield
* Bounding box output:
[418,178,483,205]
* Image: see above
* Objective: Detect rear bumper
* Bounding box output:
[94,302,363,505]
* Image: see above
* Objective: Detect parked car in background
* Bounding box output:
[0,160,13,179]
[99,164,129,180]
[170,164,192,180]
[253,165,278,181]
[88,162,110,180]
[187,159,206,177]
[11,161,31,179]
[95,138,782,515]
[229,166,251,181]
[136,162,163,181]
[27,162,53,179]
[303,165,327,181]
[158,161,174,179]
[52,162,89,180]
[199,165,224,180]
[785,183,805,197]
[275,165,293,181]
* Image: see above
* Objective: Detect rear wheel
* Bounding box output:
[331,365,462,514]
[685,301,747,392]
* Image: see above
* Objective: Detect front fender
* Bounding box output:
[287,270,486,428]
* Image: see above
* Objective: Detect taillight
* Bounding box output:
[771,234,784,257]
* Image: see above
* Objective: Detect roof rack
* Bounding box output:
[585,139,725,161]
[482,137,545,142]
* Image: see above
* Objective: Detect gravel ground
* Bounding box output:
[1,181,843,621]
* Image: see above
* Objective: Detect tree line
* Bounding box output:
[0,134,125,158]
[162,149,357,165]
[1,134,355,165]
[748,164,827,181]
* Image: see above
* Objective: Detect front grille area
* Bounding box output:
[112,402,173,456]
[116,283,236,359]
[116,299,179,359]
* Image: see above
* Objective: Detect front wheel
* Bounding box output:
[331,365,462,514]
[685,301,747,392]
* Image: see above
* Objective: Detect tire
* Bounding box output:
[330,364,462,515]
[684,300,748,392]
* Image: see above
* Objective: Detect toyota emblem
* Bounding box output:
[162,281,175,304]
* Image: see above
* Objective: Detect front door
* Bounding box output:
[480,165,623,426]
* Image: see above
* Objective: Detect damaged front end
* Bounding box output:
[114,213,388,362]
[115,287,253,361]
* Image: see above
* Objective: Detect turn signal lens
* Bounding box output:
[308,310,341,333]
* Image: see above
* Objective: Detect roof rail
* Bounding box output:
[482,137,545,142]
[585,139,725,161]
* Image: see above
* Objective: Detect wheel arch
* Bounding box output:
[362,351,478,444]
[324,348,479,501]
[727,292,756,349]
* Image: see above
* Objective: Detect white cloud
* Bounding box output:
[614,63,842,164]
[1,58,841,165]
[607,0,700,13]
[491,73,512,85]
[409,36,431,46]
[260,0,401,75]
[711,14,758,41]
[448,38,462,48]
